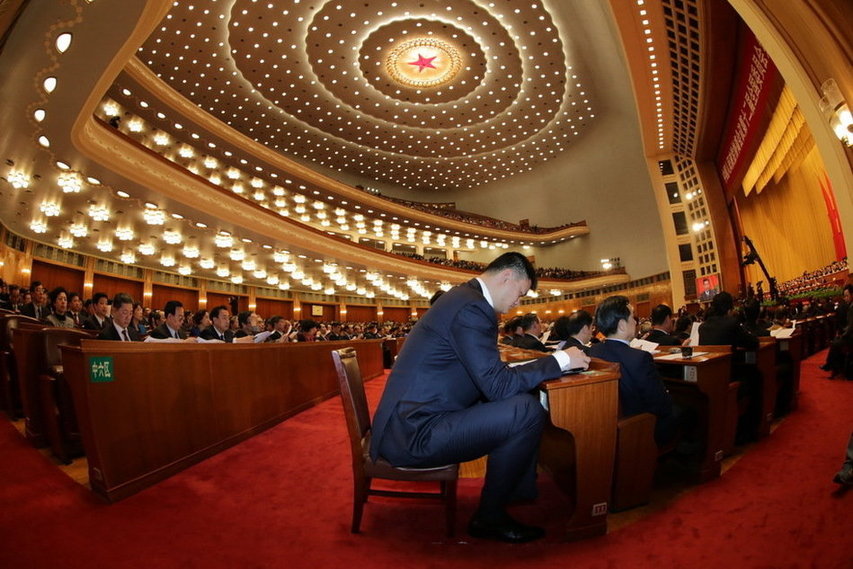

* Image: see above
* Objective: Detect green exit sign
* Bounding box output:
[89,356,114,383]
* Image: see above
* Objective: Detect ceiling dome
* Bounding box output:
[137,0,595,191]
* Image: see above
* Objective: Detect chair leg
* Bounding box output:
[351,474,370,533]
[443,480,457,537]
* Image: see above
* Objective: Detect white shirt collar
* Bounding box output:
[475,277,494,309]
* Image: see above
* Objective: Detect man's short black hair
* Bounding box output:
[743,298,761,322]
[163,300,183,317]
[502,316,522,335]
[429,289,445,305]
[268,315,282,326]
[709,291,734,316]
[650,304,673,326]
[484,252,537,289]
[112,292,134,311]
[210,305,229,320]
[300,319,318,332]
[552,310,593,340]
[92,292,109,304]
[237,311,253,326]
[518,312,540,332]
[595,295,632,336]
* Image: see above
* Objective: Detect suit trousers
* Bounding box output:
[380,393,546,517]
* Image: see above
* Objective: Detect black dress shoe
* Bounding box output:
[467,515,545,543]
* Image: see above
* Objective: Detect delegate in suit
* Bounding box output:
[370,252,589,543]
[588,295,677,446]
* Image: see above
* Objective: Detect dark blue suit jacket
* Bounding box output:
[588,339,674,439]
[370,279,561,463]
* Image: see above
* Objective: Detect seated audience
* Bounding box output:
[149,301,187,339]
[742,298,771,337]
[296,319,319,342]
[21,281,50,320]
[1,284,24,312]
[131,303,149,336]
[698,292,759,349]
[234,311,260,338]
[189,310,210,338]
[326,321,346,341]
[200,305,234,342]
[67,292,83,327]
[500,316,522,345]
[265,316,292,343]
[98,293,140,341]
[643,304,682,346]
[82,292,111,331]
[550,310,593,354]
[512,313,551,352]
[589,295,677,446]
[45,287,75,329]
[821,284,853,379]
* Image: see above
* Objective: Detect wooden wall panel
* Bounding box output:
[206,293,241,314]
[382,306,411,323]
[30,260,85,294]
[344,304,376,322]
[151,284,199,312]
[92,274,144,304]
[254,297,293,320]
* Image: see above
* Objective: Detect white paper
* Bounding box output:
[688,322,701,346]
[143,336,186,343]
[630,338,659,353]
[770,328,795,339]
[253,331,273,343]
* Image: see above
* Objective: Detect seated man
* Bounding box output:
[371,252,589,543]
[199,305,234,342]
[589,295,677,446]
[296,319,319,342]
[499,316,522,345]
[511,312,551,352]
[822,284,853,378]
[98,293,140,341]
[82,292,110,331]
[264,316,292,342]
[643,304,682,346]
[698,292,758,350]
[550,310,593,354]
[233,311,260,338]
[149,300,187,339]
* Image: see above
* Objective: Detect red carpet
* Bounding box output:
[1,350,850,569]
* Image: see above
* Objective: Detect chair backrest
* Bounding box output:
[1,315,44,351]
[332,347,372,461]
[41,327,93,370]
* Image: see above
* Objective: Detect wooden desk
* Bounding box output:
[61,339,384,502]
[654,349,732,481]
[775,332,803,413]
[748,339,777,437]
[499,346,619,540]
[540,361,619,541]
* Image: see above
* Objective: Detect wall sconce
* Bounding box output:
[819,78,853,147]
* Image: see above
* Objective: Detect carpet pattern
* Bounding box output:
[0,350,849,568]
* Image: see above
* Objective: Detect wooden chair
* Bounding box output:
[38,327,93,463]
[611,412,658,511]
[331,347,458,536]
[0,314,44,419]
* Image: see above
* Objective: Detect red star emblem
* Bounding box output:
[407,53,438,73]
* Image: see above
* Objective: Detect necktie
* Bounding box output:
[122,329,130,342]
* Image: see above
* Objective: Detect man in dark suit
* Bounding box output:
[149,300,187,339]
[549,310,592,354]
[511,312,551,352]
[82,292,110,331]
[643,304,682,346]
[698,292,758,349]
[20,281,50,320]
[97,293,140,341]
[589,295,677,446]
[698,277,718,302]
[371,252,589,543]
[822,285,853,378]
[199,305,234,342]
